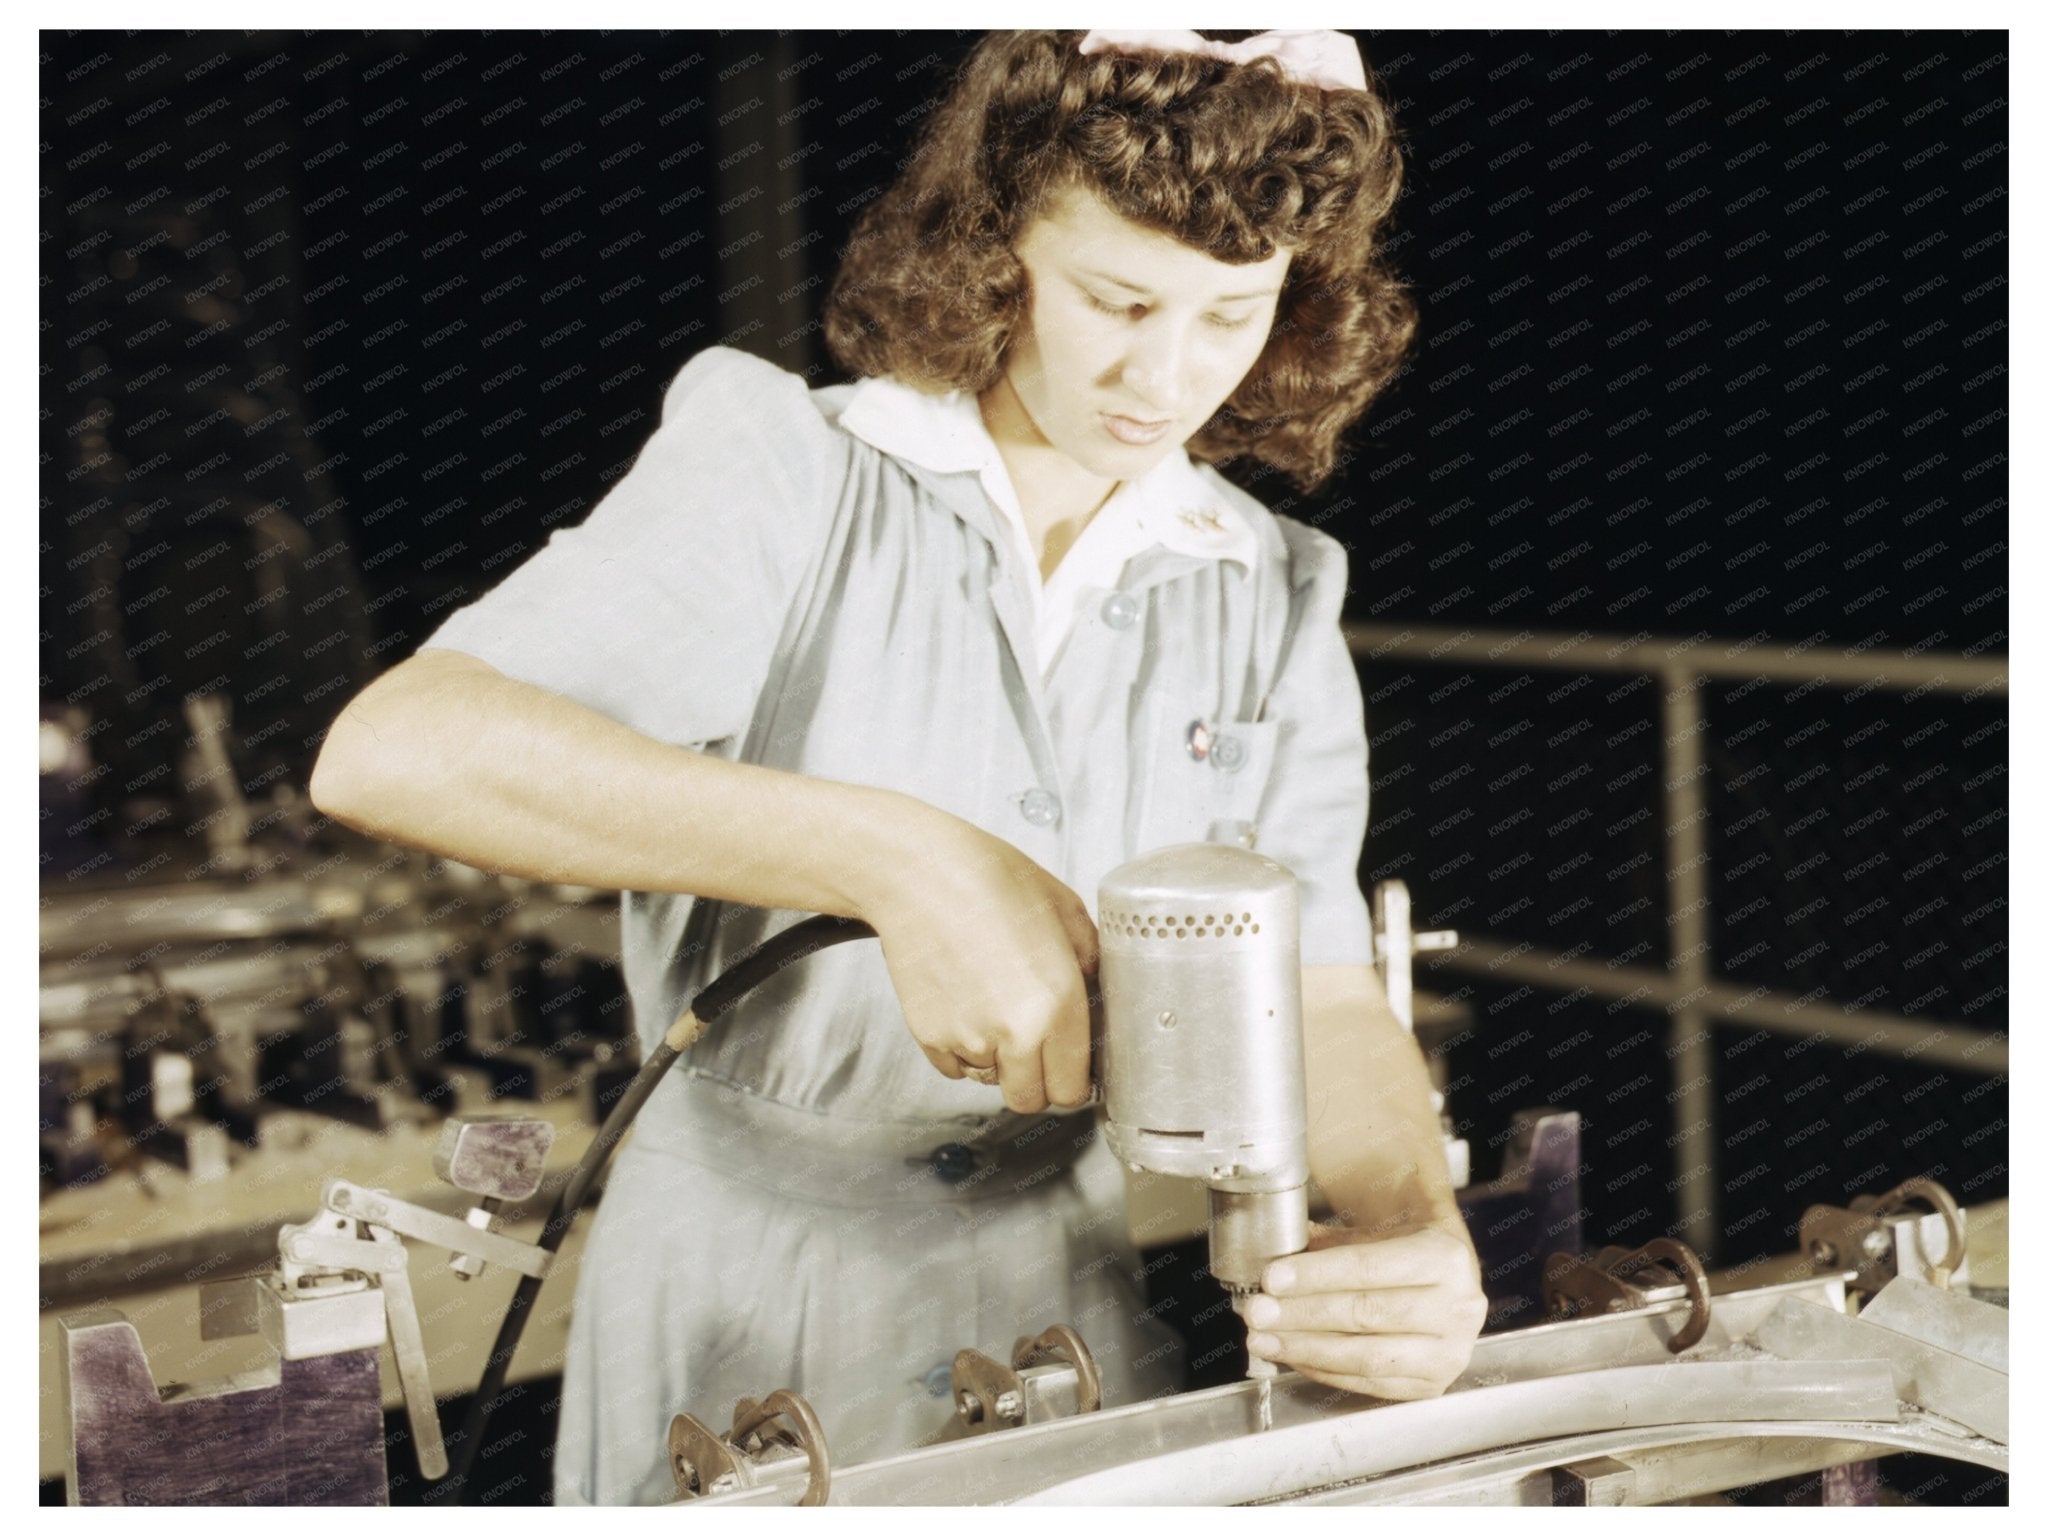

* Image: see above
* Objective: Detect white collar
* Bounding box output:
[835,373,1259,578]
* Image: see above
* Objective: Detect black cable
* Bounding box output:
[431,912,876,1503]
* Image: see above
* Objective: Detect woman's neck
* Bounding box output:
[978,375,1119,582]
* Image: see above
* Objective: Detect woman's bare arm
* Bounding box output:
[308,647,1096,1111]
[314,648,915,915]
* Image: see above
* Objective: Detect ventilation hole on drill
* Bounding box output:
[1196,928,1208,937]
[1203,913,1214,925]
[1233,925,1243,935]
[1251,923,1260,933]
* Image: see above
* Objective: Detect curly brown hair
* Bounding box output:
[824,30,1416,494]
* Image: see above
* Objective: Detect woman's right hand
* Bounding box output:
[856,806,1098,1115]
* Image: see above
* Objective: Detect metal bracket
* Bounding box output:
[939,1323,1103,1443]
[1800,1175,1967,1298]
[670,1390,831,1505]
[1015,1324,1103,1415]
[948,1349,1028,1438]
[1544,1238,1712,1352]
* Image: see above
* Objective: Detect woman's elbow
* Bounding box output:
[309,650,493,826]
[308,662,431,823]
[308,698,388,825]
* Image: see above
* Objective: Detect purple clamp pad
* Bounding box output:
[1455,1109,1584,1332]
[432,1114,553,1200]
[61,1308,386,1506]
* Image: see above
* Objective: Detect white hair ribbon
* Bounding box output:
[1076,29,1368,93]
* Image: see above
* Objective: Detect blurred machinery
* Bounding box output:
[41,858,634,1197]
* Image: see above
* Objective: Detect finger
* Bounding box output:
[998,1042,1048,1116]
[1042,981,1093,1108]
[956,1046,998,1072]
[1054,887,1100,977]
[1244,1287,1448,1338]
[1244,1330,1450,1382]
[1265,1229,1459,1295]
[922,1045,966,1080]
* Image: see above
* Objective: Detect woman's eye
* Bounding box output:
[1081,290,1253,330]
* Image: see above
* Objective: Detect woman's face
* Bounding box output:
[997,183,1291,480]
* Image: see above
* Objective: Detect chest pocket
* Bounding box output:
[1135,702,1284,853]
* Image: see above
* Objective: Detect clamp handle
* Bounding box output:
[1371,878,1458,1034]
[323,1179,552,1278]
[370,1226,449,1480]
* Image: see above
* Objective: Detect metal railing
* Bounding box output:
[1346,622,2008,1263]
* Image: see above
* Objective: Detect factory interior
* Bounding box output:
[39,27,2009,1509]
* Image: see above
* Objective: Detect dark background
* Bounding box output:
[42,28,2006,1504]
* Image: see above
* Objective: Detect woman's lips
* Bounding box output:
[1102,412,1172,445]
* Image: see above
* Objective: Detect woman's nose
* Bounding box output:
[1119,319,1192,413]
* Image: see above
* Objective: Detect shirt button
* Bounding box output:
[1101,592,1140,630]
[1211,734,1248,772]
[930,1143,977,1184]
[1018,788,1061,827]
[924,1362,954,1398]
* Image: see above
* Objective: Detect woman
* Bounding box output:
[311,29,1483,1506]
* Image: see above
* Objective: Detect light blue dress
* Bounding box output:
[422,346,1373,1504]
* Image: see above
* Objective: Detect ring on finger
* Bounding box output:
[962,1064,1000,1086]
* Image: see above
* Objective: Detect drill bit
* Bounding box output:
[1246,1347,1279,1433]
[1234,1291,1278,1432]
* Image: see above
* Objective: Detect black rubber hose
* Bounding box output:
[432,912,877,1503]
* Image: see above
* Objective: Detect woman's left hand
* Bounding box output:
[1242,1220,1487,1399]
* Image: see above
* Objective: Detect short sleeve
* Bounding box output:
[1254,524,1373,967]
[419,346,844,748]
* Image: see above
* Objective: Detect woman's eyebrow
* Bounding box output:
[1076,266,1283,304]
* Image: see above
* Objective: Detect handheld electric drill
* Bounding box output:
[1096,843,1311,1429]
